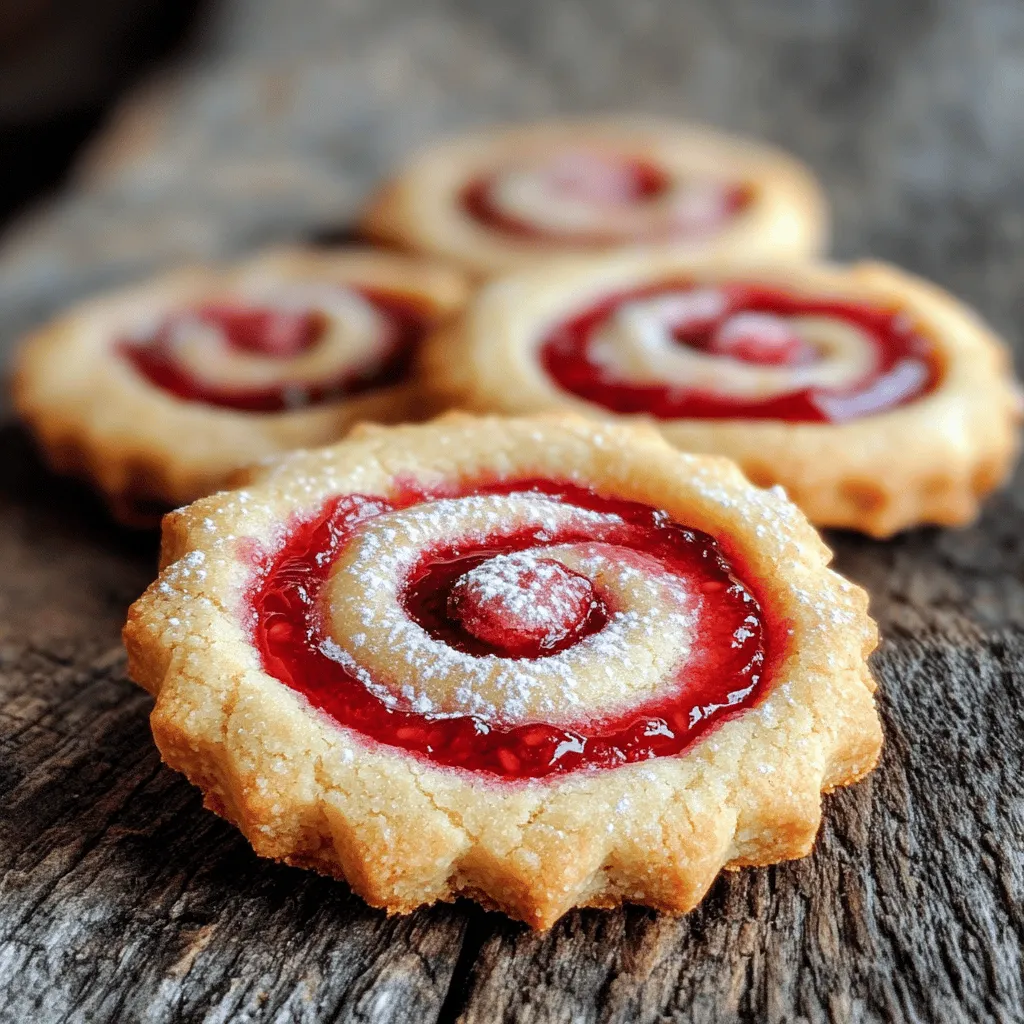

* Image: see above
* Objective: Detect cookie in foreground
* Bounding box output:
[361,118,827,277]
[12,247,469,524]
[424,257,1022,536]
[123,414,881,928]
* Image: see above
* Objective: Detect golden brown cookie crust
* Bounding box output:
[423,257,1022,536]
[360,118,828,277]
[12,248,470,523]
[124,414,880,929]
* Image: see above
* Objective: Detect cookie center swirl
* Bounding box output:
[120,284,429,412]
[447,554,597,655]
[462,151,749,243]
[251,481,780,778]
[542,283,939,422]
[325,494,700,724]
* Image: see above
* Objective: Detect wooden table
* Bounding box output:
[1,0,1023,1020]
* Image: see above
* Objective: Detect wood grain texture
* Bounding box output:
[2,0,1024,1020]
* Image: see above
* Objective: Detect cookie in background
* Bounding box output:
[361,119,828,277]
[422,255,1021,536]
[12,248,470,524]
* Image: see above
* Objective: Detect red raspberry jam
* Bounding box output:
[708,311,815,366]
[444,554,601,657]
[120,288,431,412]
[541,282,939,422]
[461,156,749,243]
[249,480,788,779]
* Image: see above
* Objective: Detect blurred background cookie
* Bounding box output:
[13,247,468,522]
[425,255,1021,535]
[361,119,828,277]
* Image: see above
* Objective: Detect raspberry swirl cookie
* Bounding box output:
[425,258,1021,536]
[13,248,469,523]
[124,415,881,928]
[361,120,827,277]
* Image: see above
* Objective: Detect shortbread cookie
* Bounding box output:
[361,119,827,277]
[424,257,1021,536]
[123,414,880,929]
[12,248,469,523]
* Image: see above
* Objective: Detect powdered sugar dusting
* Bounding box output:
[449,551,595,647]
[324,492,701,725]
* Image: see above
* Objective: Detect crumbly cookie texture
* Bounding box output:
[423,257,1022,536]
[12,247,469,525]
[360,118,827,277]
[124,414,881,929]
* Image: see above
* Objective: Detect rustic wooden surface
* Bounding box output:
[2,0,1024,1020]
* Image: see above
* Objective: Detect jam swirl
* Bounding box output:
[121,288,431,412]
[250,481,786,779]
[541,282,939,422]
[461,153,750,244]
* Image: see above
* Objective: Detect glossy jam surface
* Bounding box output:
[250,480,785,779]
[541,282,939,422]
[461,158,749,243]
[440,554,603,658]
[121,289,431,412]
